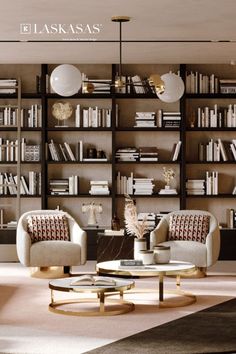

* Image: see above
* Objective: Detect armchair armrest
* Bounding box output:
[150,218,169,249]
[205,227,220,267]
[16,222,31,266]
[70,223,87,264]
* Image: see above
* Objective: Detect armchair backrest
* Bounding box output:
[18,209,79,240]
[162,210,218,234]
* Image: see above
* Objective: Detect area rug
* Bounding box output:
[0,263,235,354]
[87,298,236,354]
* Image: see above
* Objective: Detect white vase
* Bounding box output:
[134,238,147,260]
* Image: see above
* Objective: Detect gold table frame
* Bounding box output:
[48,278,135,316]
[96,260,197,308]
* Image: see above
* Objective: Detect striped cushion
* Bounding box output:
[168,214,210,243]
[27,214,69,243]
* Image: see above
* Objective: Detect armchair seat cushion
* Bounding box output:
[160,240,207,267]
[30,241,81,267]
[168,214,210,243]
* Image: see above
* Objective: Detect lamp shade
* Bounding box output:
[50,64,82,97]
[157,72,184,103]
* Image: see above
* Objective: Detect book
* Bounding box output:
[70,275,116,286]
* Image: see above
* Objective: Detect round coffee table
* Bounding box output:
[49,276,135,316]
[96,260,196,308]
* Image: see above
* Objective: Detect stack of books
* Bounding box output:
[0,79,17,94]
[186,179,205,195]
[206,171,218,195]
[134,112,156,128]
[139,146,158,161]
[115,147,139,162]
[89,180,110,195]
[0,104,42,127]
[49,179,69,195]
[133,178,154,195]
[162,112,181,128]
[49,176,79,195]
[219,79,236,94]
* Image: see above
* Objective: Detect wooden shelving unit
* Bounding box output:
[1,63,236,260]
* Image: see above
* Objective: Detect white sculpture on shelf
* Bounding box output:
[82,202,103,226]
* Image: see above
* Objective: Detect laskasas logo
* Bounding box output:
[20,23,102,35]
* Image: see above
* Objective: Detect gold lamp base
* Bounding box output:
[30,266,70,279]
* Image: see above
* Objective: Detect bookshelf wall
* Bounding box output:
[0,63,236,260]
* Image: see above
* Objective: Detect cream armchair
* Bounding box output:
[150,210,220,275]
[17,210,87,277]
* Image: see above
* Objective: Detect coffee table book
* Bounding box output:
[70,275,116,286]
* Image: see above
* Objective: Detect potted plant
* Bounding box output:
[124,194,149,259]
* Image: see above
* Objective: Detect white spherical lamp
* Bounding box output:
[157,72,185,103]
[50,64,82,97]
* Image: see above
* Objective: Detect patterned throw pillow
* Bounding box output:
[27,214,70,243]
[168,214,210,243]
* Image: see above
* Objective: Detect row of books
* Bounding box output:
[198,138,236,162]
[185,71,219,94]
[49,176,79,195]
[0,171,41,195]
[195,104,236,128]
[116,172,154,195]
[0,79,17,94]
[0,105,42,127]
[89,180,110,195]
[74,105,111,128]
[0,138,40,162]
[186,171,219,195]
[47,139,76,162]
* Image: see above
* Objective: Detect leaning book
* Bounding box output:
[70,275,116,286]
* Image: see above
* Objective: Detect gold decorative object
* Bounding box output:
[162,167,175,188]
[52,101,73,127]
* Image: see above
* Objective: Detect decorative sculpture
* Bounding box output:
[82,202,103,226]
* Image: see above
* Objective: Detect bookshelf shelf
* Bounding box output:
[116,127,180,132]
[47,161,111,164]
[186,194,236,198]
[186,128,236,131]
[46,127,112,131]
[115,161,180,164]
[46,194,112,198]
[186,161,236,164]
[116,194,180,198]
[186,93,236,99]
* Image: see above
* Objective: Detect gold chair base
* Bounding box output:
[167,267,206,279]
[30,266,69,279]
[49,297,135,316]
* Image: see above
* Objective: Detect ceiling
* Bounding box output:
[1,0,236,63]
